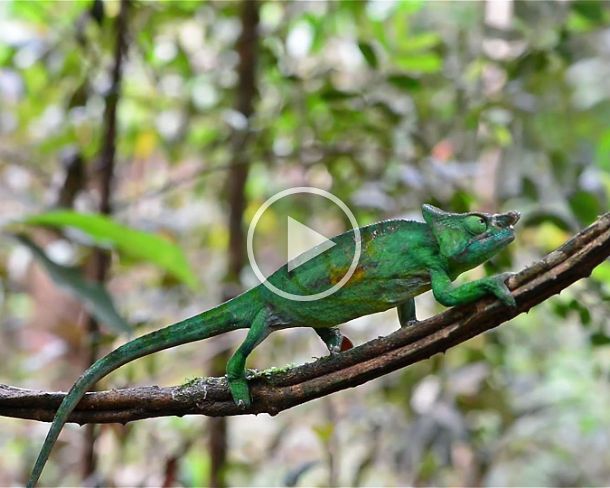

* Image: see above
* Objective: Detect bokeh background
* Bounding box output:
[1,0,610,486]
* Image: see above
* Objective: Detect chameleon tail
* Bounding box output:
[27,295,254,488]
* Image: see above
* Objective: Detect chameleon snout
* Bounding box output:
[494,211,520,229]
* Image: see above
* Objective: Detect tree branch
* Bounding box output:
[1,212,609,424]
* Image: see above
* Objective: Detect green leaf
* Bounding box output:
[0,44,14,66]
[89,0,105,26]
[14,235,131,335]
[522,177,539,200]
[320,87,358,101]
[568,191,600,224]
[397,0,426,15]
[568,299,592,326]
[395,53,442,73]
[492,124,513,147]
[522,212,572,232]
[358,41,378,68]
[591,262,610,283]
[551,300,570,319]
[400,32,441,52]
[386,73,421,90]
[21,211,198,288]
[595,130,610,171]
[312,422,334,443]
[590,332,610,347]
[571,1,608,23]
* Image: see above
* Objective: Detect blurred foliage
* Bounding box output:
[12,234,131,334]
[21,210,198,288]
[0,0,609,486]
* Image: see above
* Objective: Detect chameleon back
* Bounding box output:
[263,220,437,327]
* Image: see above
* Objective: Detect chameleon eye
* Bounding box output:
[465,215,487,235]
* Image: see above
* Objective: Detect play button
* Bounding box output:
[286,216,336,272]
[247,187,361,302]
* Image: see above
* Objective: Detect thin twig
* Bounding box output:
[0,212,608,424]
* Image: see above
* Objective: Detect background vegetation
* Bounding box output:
[1,0,609,486]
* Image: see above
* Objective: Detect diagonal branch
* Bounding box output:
[1,212,609,424]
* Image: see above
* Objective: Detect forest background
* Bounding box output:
[1,0,610,486]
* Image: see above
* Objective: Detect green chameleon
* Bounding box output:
[27,204,520,486]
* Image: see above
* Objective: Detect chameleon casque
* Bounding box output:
[28,204,520,486]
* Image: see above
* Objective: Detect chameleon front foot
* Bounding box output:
[228,376,251,408]
[489,272,517,307]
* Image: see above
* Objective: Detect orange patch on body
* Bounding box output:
[341,336,354,351]
[329,264,366,285]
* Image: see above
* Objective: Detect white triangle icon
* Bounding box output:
[287,216,336,272]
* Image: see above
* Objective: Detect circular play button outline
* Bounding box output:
[246,187,361,302]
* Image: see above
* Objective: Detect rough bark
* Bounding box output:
[1,212,608,424]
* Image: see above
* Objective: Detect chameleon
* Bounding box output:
[27,204,520,486]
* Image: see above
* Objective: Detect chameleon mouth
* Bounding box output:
[476,229,514,246]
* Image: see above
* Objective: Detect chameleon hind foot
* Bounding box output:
[225,309,269,408]
[397,298,418,328]
[227,376,251,408]
[315,327,353,354]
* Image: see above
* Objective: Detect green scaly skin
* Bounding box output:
[27,204,519,486]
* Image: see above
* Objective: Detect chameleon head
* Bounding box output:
[422,204,520,271]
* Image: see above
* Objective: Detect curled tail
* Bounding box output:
[28,294,255,487]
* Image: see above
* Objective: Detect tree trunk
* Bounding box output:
[208,1,259,487]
